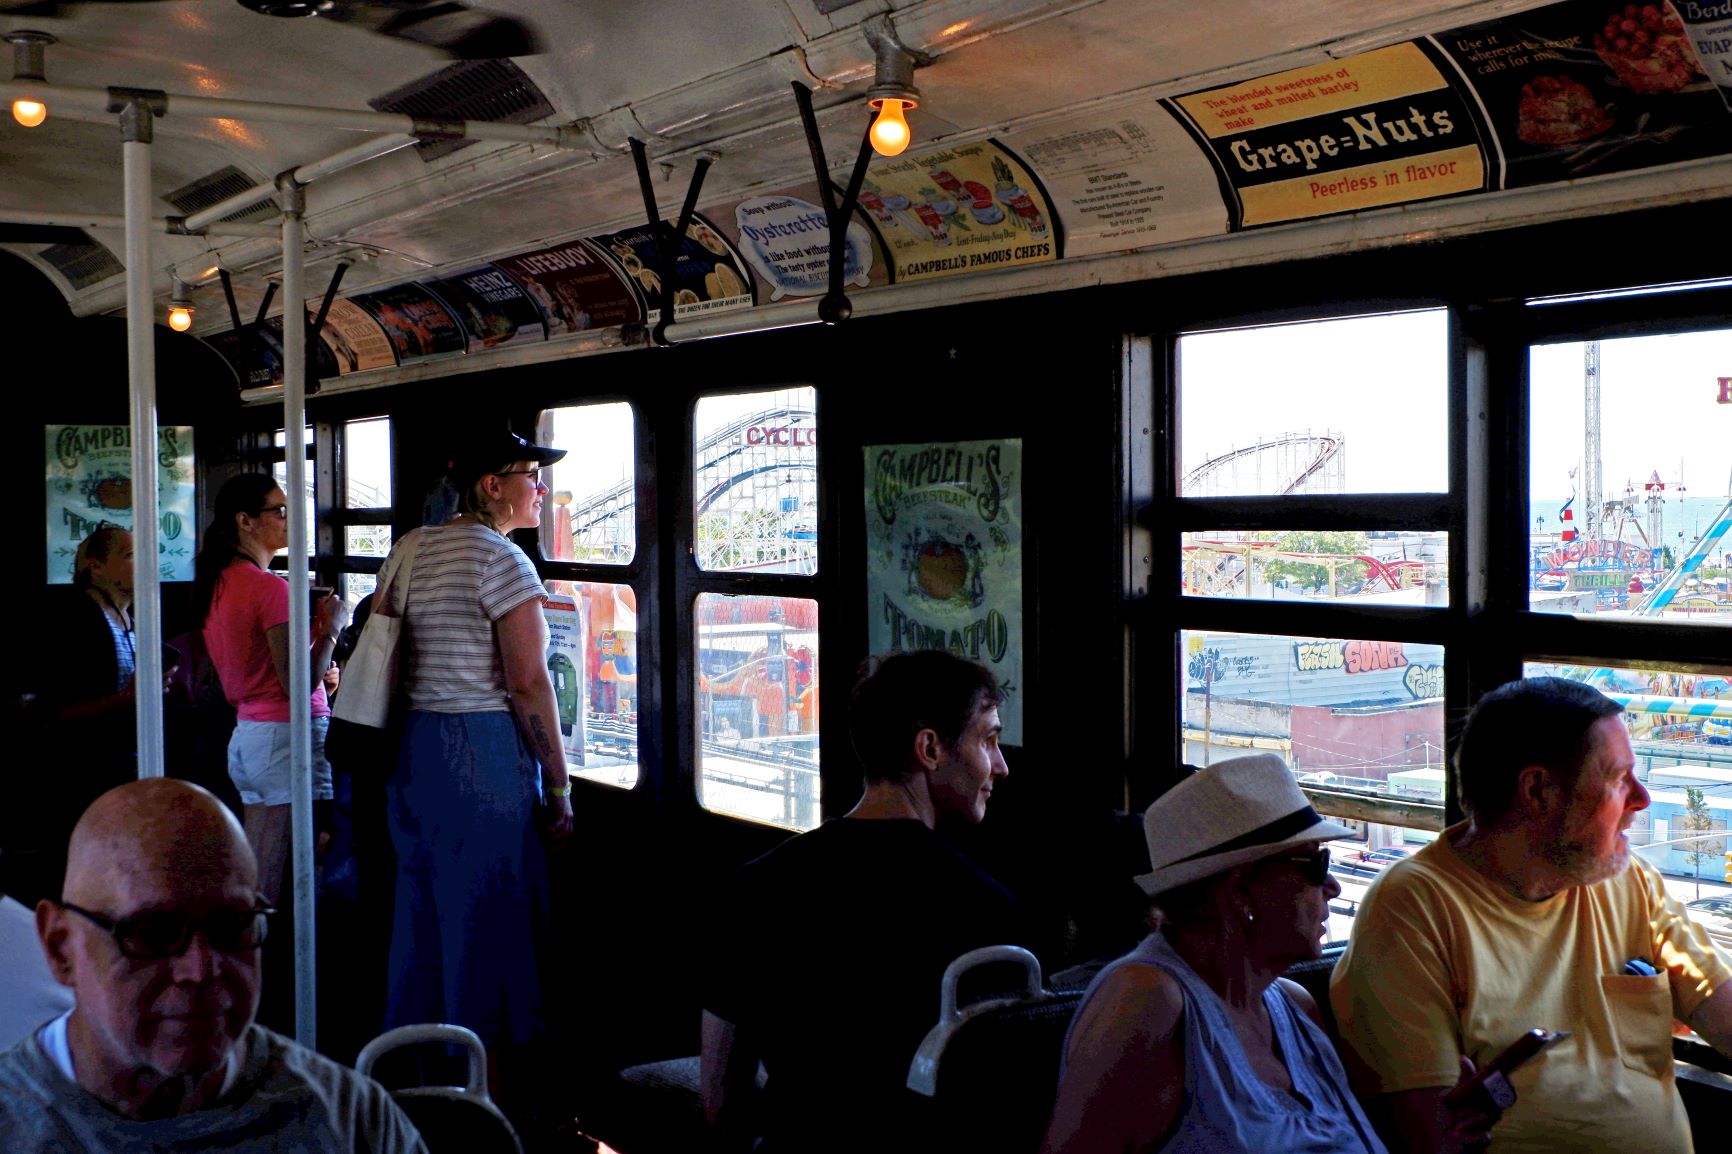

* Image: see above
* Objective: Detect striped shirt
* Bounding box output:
[398,522,546,714]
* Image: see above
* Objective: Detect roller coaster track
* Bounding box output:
[1182,433,1344,497]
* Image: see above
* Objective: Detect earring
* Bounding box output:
[1245,910,1255,924]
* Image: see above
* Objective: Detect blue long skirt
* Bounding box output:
[384,710,549,1048]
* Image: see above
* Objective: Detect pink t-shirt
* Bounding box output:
[203,560,329,724]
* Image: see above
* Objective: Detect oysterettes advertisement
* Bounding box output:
[863,439,1024,745]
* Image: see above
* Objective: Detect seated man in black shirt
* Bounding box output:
[700,650,1029,1154]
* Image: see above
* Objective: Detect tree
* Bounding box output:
[1682,786,1720,899]
[1262,530,1370,594]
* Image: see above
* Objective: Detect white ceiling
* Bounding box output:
[0,0,1625,329]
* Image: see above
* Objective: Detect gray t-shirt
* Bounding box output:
[0,1023,427,1153]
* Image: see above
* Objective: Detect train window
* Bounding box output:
[343,416,391,509]
[552,579,640,790]
[542,401,634,564]
[1523,659,1732,917]
[1178,310,1447,495]
[1181,627,1444,935]
[1528,330,1732,623]
[696,592,819,830]
[1181,530,1448,606]
[693,387,818,575]
[271,425,316,560]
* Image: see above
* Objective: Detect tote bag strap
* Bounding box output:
[373,528,423,619]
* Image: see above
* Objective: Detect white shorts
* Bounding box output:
[227,716,333,806]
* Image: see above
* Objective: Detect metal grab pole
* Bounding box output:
[280,177,317,1050]
[121,97,164,779]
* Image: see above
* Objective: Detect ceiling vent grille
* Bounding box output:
[165,167,278,224]
[371,59,555,162]
[812,0,865,11]
[38,236,125,290]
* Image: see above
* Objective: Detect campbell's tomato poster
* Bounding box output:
[1427,0,1732,188]
[1170,42,1488,227]
[864,439,1024,744]
[45,425,197,584]
[858,142,1057,283]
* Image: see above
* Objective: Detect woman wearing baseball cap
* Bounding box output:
[1040,754,1386,1154]
[381,427,571,1112]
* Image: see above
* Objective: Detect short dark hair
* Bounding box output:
[1455,677,1624,825]
[848,651,1003,783]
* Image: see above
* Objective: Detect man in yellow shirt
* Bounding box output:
[1331,676,1732,1153]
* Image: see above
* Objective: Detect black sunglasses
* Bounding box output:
[56,900,275,961]
[251,504,289,521]
[1274,846,1332,886]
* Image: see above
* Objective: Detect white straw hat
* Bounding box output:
[1136,754,1354,895]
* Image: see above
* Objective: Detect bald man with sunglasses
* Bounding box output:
[0,778,425,1152]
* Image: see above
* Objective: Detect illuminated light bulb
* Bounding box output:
[167,304,194,332]
[11,99,46,128]
[869,98,911,157]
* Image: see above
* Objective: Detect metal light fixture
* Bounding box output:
[6,31,53,129]
[865,23,926,157]
[166,276,195,332]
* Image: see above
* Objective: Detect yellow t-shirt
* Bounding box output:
[1329,829,1732,1153]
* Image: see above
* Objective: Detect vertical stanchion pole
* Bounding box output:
[279,175,317,1050]
[120,96,165,778]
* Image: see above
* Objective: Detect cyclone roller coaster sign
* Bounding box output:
[864,439,1024,745]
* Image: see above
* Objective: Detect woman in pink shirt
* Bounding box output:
[193,474,348,902]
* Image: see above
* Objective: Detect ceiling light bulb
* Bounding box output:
[869,98,911,157]
[167,304,194,332]
[11,99,46,128]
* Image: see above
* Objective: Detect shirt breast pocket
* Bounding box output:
[1600,972,1674,1080]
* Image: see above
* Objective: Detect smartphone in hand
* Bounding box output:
[310,586,334,617]
[1445,1028,1570,1111]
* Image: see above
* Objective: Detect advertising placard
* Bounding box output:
[312,299,397,375]
[350,284,469,364]
[424,266,549,350]
[545,593,588,767]
[492,242,644,336]
[1427,0,1732,188]
[858,142,1057,282]
[590,213,755,323]
[1171,42,1487,226]
[864,439,1024,744]
[46,425,197,583]
[1674,0,1732,110]
[1002,101,1229,256]
[731,193,876,301]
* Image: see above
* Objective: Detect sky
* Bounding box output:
[1178,310,1732,508]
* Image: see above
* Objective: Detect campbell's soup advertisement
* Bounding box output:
[858,141,1058,282]
[863,439,1024,745]
[1170,42,1487,226]
[1427,0,1732,188]
[589,214,754,323]
[492,242,643,336]
[45,425,197,583]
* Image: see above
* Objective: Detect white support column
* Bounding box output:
[279,176,317,1050]
[121,96,165,779]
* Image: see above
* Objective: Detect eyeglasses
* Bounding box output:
[56,900,275,960]
[1275,846,1332,887]
[251,504,289,521]
[494,469,549,492]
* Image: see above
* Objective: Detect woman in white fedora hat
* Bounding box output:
[1040,753,1387,1154]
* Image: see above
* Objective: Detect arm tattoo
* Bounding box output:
[526,714,561,768]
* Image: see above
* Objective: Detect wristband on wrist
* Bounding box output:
[546,781,572,798]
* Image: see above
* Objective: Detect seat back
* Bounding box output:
[357,1023,522,1154]
[908,945,1084,1154]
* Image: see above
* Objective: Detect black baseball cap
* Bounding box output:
[448,430,567,487]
